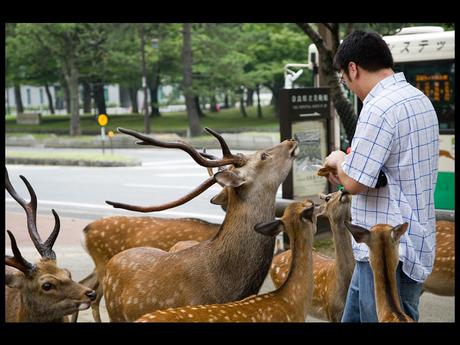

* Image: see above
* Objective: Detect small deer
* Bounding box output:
[344,221,414,322]
[101,127,298,321]
[270,190,354,322]
[5,168,96,322]
[136,199,316,322]
[423,220,455,296]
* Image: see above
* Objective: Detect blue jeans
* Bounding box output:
[341,261,423,322]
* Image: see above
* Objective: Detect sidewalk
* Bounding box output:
[6,131,280,151]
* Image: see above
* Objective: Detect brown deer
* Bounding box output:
[5,168,96,322]
[100,127,298,321]
[344,221,414,322]
[270,190,354,321]
[136,199,316,322]
[74,215,221,322]
[423,220,455,296]
[70,149,229,323]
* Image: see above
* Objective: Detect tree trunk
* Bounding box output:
[62,81,71,114]
[210,95,218,112]
[129,87,139,114]
[93,81,107,115]
[256,85,263,118]
[139,23,150,134]
[149,65,161,117]
[224,93,229,108]
[246,88,254,106]
[195,95,205,118]
[82,81,92,114]
[13,84,24,114]
[182,23,202,137]
[44,82,55,115]
[67,62,80,136]
[239,95,248,117]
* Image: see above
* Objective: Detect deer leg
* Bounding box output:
[91,283,104,322]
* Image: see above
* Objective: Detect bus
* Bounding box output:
[307,26,455,213]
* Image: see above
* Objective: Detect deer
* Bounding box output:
[73,215,221,322]
[99,127,298,321]
[269,190,354,322]
[344,221,414,322]
[70,148,230,323]
[5,167,97,322]
[136,199,316,322]
[422,220,455,296]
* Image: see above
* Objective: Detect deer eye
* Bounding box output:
[325,196,331,202]
[42,282,55,291]
[261,152,269,160]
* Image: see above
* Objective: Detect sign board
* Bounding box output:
[97,114,108,127]
[280,87,331,200]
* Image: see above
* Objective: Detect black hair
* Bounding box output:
[334,30,394,74]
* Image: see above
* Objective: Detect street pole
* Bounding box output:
[140,24,150,134]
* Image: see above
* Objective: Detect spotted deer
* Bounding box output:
[5,168,96,322]
[73,216,221,322]
[100,127,298,321]
[136,199,316,322]
[71,148,231,323]
[270,190,354,321]
[345,221,414,322]
[423,220,455,296]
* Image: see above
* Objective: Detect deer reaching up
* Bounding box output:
[136,199,316,322]
[423,220,455,296]
[5,168,96,322]
[345,221,414,322]
[101,127,298,321]
[270,190,354,321]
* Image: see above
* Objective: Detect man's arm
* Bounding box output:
[324,150,368,195]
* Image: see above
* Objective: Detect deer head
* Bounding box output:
[5,168,96,322]
[317,190,352,223]
[106,127,297,213]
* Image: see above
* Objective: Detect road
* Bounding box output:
[5,147,455,322]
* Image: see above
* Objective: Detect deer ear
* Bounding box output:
[210,188,228,207]
[214,171,246,188]
[301,206,314,222]
[344,221,370,244]
[316,203,326,217]
[5,267,25,289]
[254,220,283,237]
[391,222,409,242]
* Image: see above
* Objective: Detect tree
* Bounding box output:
[16,24,86,136]
[181,23,202,136]
[296,23,358,141]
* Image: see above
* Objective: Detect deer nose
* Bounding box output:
[85,290,97,301]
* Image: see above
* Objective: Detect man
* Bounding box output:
[324,30,439,322]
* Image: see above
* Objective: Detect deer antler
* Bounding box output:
[106,176,217,212]
[117,127,247,168]
[5,230,36,275]
[5,167,60,260]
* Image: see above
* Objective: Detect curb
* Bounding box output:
[5,157,141,167]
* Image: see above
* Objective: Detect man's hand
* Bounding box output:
[324,150,347,186]
[324,150,346,170]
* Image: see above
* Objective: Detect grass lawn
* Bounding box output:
[5,106,279,135]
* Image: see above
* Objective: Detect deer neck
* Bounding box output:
[330,215,355,285]
[277,225,313,316]
[371,257,407,322]
[210,188,276,297]
[18,294,65,322]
